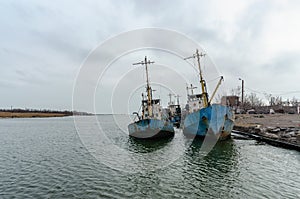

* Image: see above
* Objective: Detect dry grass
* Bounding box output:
[0,111,69,118]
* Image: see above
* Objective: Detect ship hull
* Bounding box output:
[128,119,175,139]
[170,115,181,128]
[183,104,234,140]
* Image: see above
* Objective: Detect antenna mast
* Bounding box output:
[175,95,181,105]
[133,56,155,117]
[184,49,209,107]
[187,84,197,95]
[168,93,174,105]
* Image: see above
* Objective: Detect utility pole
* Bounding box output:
[239,78,244,107]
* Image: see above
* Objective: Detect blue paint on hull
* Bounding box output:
[183,104,234,139]
[170,115,181,128]
[128,119,175,139]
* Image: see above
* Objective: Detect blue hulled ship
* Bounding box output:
[166,93,182,128]
[182,49,234,140]
[128,56,174,139]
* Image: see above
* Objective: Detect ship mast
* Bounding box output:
[187,84,197,95]
[133,56,155,117]
[175,95,181,105]
[168,93,173,105]
[184,49,209,108]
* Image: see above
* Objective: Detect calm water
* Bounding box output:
[0,115,299,199]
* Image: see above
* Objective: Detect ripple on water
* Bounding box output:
[0,116,299,198]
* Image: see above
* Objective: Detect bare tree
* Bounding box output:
[230,86,241,96]
[290,97,299,106]
[244,93,264,108]
[274,96,283,106]
[263,92,273,105]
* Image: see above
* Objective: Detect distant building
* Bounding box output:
[221,96,239,112]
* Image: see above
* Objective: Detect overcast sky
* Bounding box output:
[1,0,300,113]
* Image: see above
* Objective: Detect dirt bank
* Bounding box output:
[235,114,300,128]
[234,114,300,145]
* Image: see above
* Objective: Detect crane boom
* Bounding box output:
[209,76,224,104]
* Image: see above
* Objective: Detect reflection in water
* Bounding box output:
[1,116,299,198]
[205,140,239,173]
[186,138,238,172]
[127,136,174,153]
[176,138,240,198]
[124,138,241,198]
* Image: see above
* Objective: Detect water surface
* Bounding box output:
[0,115,299,198]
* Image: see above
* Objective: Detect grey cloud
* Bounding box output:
[263,52,300,74]
[1,0,300,111]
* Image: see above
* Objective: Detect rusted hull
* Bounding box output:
[128,119,175,139]
[183,104,234,140]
